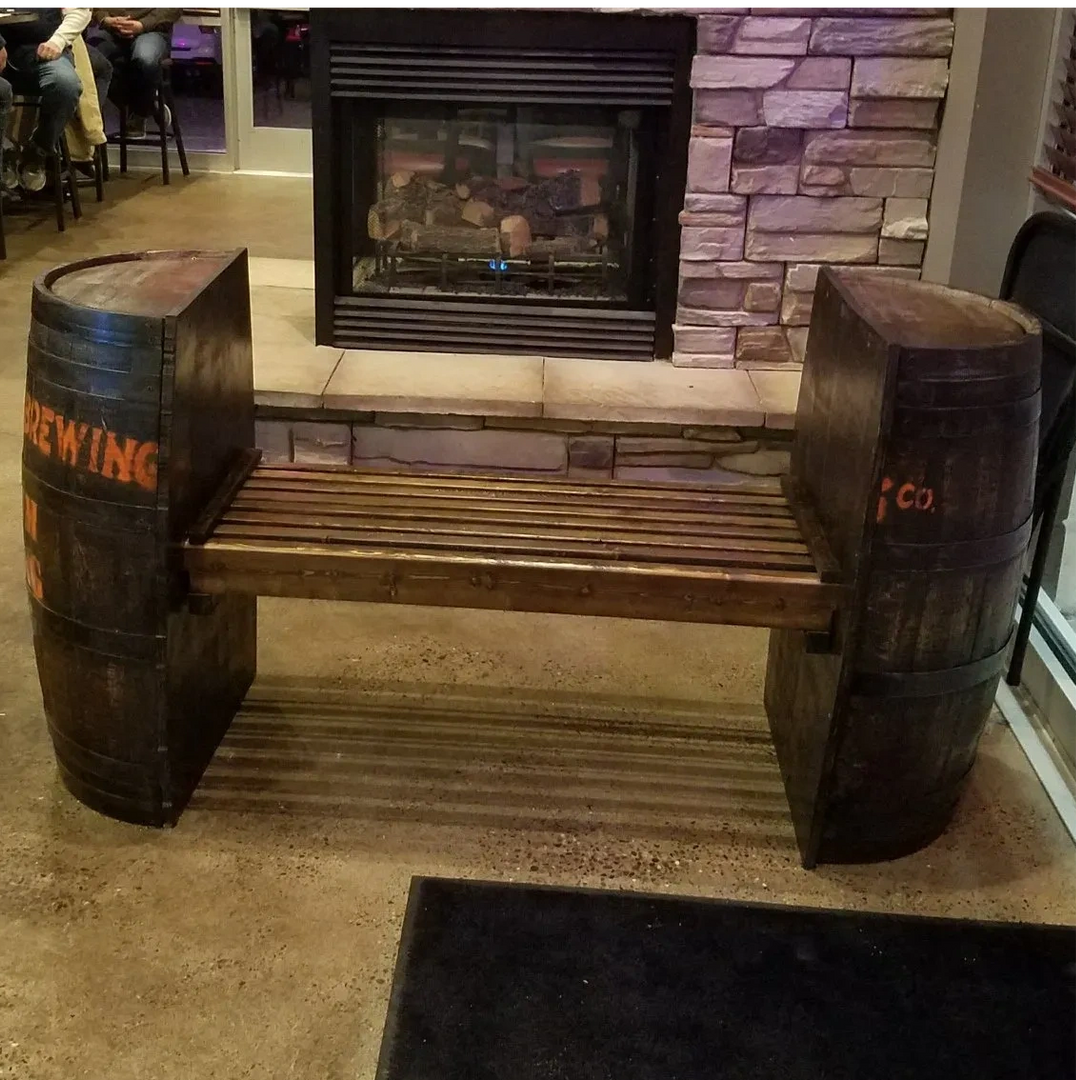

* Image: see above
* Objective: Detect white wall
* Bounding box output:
[923,8,1061,294]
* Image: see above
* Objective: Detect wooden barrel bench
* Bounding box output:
[21,250,1041,866]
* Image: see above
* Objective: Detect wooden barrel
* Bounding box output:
[825,276,1039,862]
[23,251,257,825]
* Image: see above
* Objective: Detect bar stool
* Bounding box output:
[10,95,83,231]
[75,143,108,202]
[115,57,189,185]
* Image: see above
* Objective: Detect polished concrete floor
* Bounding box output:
[1,175,1074,1080]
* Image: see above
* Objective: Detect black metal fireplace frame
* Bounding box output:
[310,9,695,360]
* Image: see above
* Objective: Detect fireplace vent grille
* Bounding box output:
[333,297,656,360]
[328,44,678,106]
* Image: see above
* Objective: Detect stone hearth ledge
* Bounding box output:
[253,345,799,430]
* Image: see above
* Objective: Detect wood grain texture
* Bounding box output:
[185,464,844,632]
[27,252,1040,864]
[819,274,1041,863]
[766,267,1041,867]
[48,251,236,316]
[23,250,256,826]
[765,268,898,865]
[160,251,258,819]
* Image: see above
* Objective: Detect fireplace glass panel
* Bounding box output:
[352,104,645,303]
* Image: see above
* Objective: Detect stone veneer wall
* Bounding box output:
[256,413,794,485]
[675,9,954,368]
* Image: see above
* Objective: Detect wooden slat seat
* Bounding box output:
[183,464,843,631]
[26,250,1043,865]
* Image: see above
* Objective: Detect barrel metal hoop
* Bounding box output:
[897,328,1041,381]
[46,719,160,789]
[875,515,1033,572]
[894,373,1042,408]
[31,288,163,349]
[850,633,1013,699]
[890,391,1041,438]
[26,343,163,407]
[24,332,164,397]
[30,597,165,663]
[53,758,165,823]
[22,468,159,534]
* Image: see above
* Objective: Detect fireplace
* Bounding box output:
[311,10,695,359]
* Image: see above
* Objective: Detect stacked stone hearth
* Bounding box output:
[255,413,796,482]
[255,9,957,484]
[675,9,953,368]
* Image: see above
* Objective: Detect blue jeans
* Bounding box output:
[85,43,114,117]
[5,49,82,152]
[86,29,169,118]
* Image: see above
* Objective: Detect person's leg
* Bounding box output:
[19,54,82,191]
[86,29,129,108]
[0,75,13,194]
[86,43,114,115]
[128,31,170,119]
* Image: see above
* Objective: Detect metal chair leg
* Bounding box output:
[156,91,170,186]
[119,103,128,174]
[94,144,105,202]
[1007,478,1066,685]
[164,84,189,177]
[51,152,65,232]
[60,138,82,221]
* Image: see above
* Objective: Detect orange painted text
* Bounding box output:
[23,393,158,493]
[877,476,936,523]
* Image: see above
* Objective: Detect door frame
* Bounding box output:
[231,7,312,176]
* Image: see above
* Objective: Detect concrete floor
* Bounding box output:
[1,175,1074,1080]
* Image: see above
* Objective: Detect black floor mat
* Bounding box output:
[376,877,1075,1080]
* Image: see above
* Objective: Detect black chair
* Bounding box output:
[71,142,107,203]
[115,56,189,185]
[10,95,82,231]
[93,142,106,200]
[0,190,6,261]
[1005,210,1076,684]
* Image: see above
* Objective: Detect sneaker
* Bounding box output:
[19,145,48,193]
[156,103,172,132]
[2,150,19,193]
[126,113,147,139]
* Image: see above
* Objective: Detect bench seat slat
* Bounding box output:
[218,510,812,557]
[210,522,815,571]
[231,488,799,531]
[242,476,794,516]
[185,540,841,630]
[255,464,786,502]
[184,466,842,630]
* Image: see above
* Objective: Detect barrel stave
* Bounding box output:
[23,250,256,826]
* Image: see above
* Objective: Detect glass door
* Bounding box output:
[96,8,231,171]
[232,6,312,174]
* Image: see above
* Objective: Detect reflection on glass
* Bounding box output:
[168,15,225,151]
[251,8,311,130]
[1044,453,1076,627]
[353,105,640,303]
[100,14,226,152]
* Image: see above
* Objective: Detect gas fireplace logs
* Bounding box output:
[367,170,609,260]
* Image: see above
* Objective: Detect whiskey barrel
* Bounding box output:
[22,251,257,825]
[765,270,1042,866]
[823,276,1041,862]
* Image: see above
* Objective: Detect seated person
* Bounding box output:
[87,8,178,138]
[0,65,11,198]
[0,9,87,191]
[84,38,112,119]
